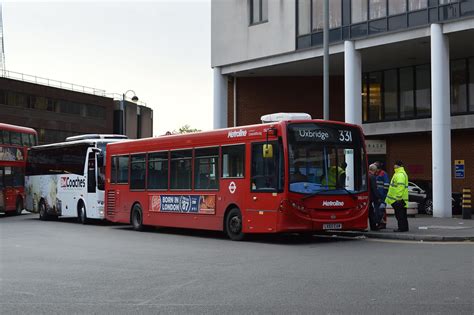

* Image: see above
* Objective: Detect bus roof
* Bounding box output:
[0,123,37,134]
[65,134,128,142]
[30,138,128,150]
[107,119,363,154]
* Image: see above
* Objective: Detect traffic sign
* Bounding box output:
[454,160,465,179]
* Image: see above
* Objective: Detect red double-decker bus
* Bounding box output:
[0,123,37,215]
[105,114,369,240]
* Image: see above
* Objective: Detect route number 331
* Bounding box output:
[338,130,352,142]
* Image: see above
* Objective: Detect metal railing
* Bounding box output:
[0,69,106,97]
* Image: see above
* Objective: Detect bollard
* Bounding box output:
[462,188,471,220]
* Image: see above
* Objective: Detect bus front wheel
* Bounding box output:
[131,204,144,231]
[225,208,246,241]
[78,203,87,224]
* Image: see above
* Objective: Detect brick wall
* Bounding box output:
[229,76,344,126]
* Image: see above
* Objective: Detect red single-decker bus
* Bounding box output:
[105,115,369,240]
[0,123,37,215]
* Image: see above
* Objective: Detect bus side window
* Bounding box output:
[117,156,129,184]
[251,141,279,192]
[2,130,10,145]
[147,152,168,190]
[170,150,192,190]
[111,156,117,184]
[194,147,219,190]
[87,152,96,193]
[130,154,146,190]
[222,145,245,178]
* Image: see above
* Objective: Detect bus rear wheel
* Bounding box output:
[131,204,144,231]
[78,203,87,224]
[39,201,48,221]
[225,208,245,241]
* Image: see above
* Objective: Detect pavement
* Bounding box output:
[325,214,474,242]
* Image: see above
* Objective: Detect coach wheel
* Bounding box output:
[225,208,245,241]
[16,199,23,216]
[131,204,144,231]
[39,200,48,221]
[78,202,88,225]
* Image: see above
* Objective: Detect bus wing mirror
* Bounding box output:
[92,148,101,154]
[263,144,273,159]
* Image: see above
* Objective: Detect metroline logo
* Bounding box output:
[322,200,344,207]
[227,129,247,138]
[60,176,86,189]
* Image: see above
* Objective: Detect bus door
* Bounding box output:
[3,166,23,211]
[247,140,284,233]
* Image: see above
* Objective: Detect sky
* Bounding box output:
[2,0,212,135]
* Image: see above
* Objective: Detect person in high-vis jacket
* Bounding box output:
[321,162,347,189]
[385,160,409,232]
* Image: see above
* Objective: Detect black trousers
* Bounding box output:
[392,200,409,231]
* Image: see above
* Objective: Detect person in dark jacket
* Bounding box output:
[368,164,382,231]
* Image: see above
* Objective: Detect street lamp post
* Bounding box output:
[122,90,139,136]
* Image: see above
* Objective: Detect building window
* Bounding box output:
[368,72,383,121]
[370,0,387,19]
[298,0,311,35]
[389,0,406,15]
[384,69,398,120]
[250,0,268,25]
[352,0,368,23]
[409,0,428,11]
[312,0,341,30]
[415,64,431,117]
[400,67,415,118]
[451,59,468,114]
[469,58,474,112]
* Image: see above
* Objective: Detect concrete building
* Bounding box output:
[211,0,474,217]
[0,70,153,144]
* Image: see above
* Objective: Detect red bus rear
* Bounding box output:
[105,118,368,240]
[0,123,37,215]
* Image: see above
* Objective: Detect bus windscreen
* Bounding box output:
[287,123,367,195]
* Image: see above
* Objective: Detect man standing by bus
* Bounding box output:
[385,161,409,232]
[375,163,390,229]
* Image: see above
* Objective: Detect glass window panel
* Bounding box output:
[148,152,168,190]
[400,67,415,118]
[298,0,311,35]
[384,70,398,120]
[117,156,129,184]
[451,59,468,114]
[222,145,245,178]
[362,74,369,122]
[329,0,342,28]
[10,132,22,146]
[252,0,260,23]
[368,72,383,121]
[312,0,324,31]
[415,64,431,117]
[251,141,280,191]
[409,0,428,11]
[370,0,387,19]
[469,58,474,111]
[262,0,268,21]
[352,0,368,23]
[389,0,406,15]
[130,154,146,190]
[170,150,192,190]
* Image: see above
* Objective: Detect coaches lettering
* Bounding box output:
[60,176,86,189]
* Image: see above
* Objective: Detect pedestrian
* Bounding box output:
[385,160,409,232]
[374,162,390,229]
[368,164,382,231]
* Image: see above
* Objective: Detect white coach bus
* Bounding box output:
[25,135,127,223]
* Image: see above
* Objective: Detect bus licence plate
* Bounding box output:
[323,223,342,230]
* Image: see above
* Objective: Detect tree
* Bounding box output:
[175,124,201,134]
